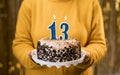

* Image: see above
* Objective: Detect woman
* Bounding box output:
[13,0,107,75]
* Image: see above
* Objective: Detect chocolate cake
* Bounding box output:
[37,39,81,62]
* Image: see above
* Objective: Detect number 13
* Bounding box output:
[49,22,69,40]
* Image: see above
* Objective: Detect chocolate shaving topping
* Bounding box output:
[37,41,81,62]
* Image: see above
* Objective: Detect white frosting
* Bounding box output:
[39,39,80,50]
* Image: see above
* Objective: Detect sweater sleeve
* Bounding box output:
[77,0,107,69]
[12,0,41,69]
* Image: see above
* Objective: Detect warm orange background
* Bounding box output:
[0,0,120,75]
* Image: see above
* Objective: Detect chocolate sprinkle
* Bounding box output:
[37,41,81,62]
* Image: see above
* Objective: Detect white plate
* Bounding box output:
[31,49,87,68]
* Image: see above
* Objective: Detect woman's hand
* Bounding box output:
[28,51,32,59]
[84,51,90,63]
[76,51,91,69]
[28,51,37,63]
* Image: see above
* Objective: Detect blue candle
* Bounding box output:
[49,15,57,40]
[60,22,69,40]
[49,21,57,40]
[60,16,69,40]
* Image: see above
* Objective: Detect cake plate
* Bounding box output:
[31,49,87,68]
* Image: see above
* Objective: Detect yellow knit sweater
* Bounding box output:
[13,0,107,75]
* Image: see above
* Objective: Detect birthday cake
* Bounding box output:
[37,38,81,62]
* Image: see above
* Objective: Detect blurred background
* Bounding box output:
[0,0,120,75]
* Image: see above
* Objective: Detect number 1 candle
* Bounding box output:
[49,15,57,40]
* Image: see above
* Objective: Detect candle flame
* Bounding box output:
[53,14,56,20]
[64,16,67,21]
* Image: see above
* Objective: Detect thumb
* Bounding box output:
[84,51,90,63]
